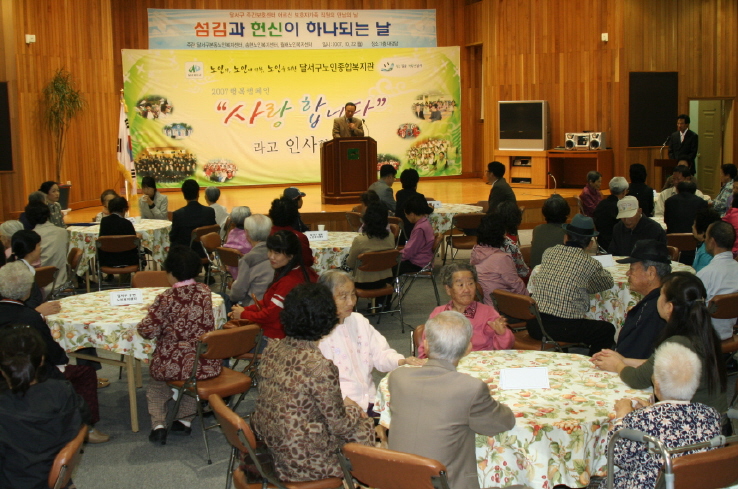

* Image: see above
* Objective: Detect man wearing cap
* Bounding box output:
[529,214,615,355]
[593,176,629,251]
[608,196,666,256]
[696,221,738,340]
[284,187,309,233]
[614,239,671,359]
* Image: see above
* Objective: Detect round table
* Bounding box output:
[429,204,483,234]
[309,231,359,275]
[67,219,172,276]
[528,257,694,332]
[46,287,226,432]
[376,350,651,488]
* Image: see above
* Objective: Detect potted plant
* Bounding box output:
[42,68,85,194]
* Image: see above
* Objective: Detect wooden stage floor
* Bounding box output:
[66,178,581,223]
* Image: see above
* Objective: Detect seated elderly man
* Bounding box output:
[593,176,629,251]
[229,214,273,306]
[613,240,671,359]
[0,261,109,443]
[603,342,721,489]
[696,220,738,340]
[655,164,709,216]
[529,214,615,355]
[608,196,666,256]
[388,311,515,489]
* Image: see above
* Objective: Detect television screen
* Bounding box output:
[499,102,543,140]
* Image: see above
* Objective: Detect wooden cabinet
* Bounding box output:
[546,150,614,189]
[491,150,549,189]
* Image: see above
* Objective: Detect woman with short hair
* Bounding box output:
[530,195,571,267]
[344,202,395,291]
[38,181,66,228]
[395,169,424,240]
[222,206,252,278]
[399,194,435,275]
[94,189,119,222]
[139,176,168,220]
[579,170,602,217]
[229,214,273,306]
[492,201,529,278]
[252,282,374,481]
[417,262,514,358]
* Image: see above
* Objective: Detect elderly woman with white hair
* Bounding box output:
[0,221,24,261]
[204,186,229,228]
[318,270,423,414]
[223,206,253,278]
[600,341,722,489]
[229,214,273,306]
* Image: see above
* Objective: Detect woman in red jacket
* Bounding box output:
[230,230,317,340]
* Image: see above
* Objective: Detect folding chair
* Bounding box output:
[166,326,260,464]
[223,319,264,382]
[49,247,83,299]
[34,266,58,295]
[48,425,87,489]
[666,233,697,263]
[95,235,142,290]
[410,324,425,357]
[339,442,451,489]
[216,246,244,294]
[387,216,405,240]
[189,226,221,282]
[399,235,443,322]
[221,215,233,241]
[389,223,402,247]
[443,213,484,264]
[131,270,171,288]
[209,394,343,489]
[491,289,585,351]
[707,292,738,354]
[666,246,680,262]
[353,249,403,328]
[345,211,363,232]
[519,245,531,268]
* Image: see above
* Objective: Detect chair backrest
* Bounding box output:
[339,443,450,489]
[96,235,140,253]
[216,246,243,268]
[475,200,490,213]
[389,223,401,243]
[131,270,171,288]
[345,212,363,232]
[411,324,425,357]
[491,289,535,321]
[167,211,173,222]
[451,213,484,232]
[387,216,403,228]
[209,393,257,455]
[664,443,738,489]
[355,250,401,279]
[48,425,87,489]
[67,247,83,272]
[708,292,738,320]
[666,233,697,252]
[34,266,58,289]
[221,215,232,240]
[200,232,222,253]
[191,224,221,244]
[199,324,263,360]
[666,245,680,262]
[519,244,531,267]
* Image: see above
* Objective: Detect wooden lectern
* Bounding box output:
[320,136,377,205]
[653,158,677,190]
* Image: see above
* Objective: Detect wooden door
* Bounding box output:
[696,100,723,198]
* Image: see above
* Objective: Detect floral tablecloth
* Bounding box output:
[309,231,359,275]
[429,204,484,235]
[67,219,172,275]
[47,288,226,361]
[528,257,694,332]
[376,350,651,489]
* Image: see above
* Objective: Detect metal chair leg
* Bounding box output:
[197,395,213,465]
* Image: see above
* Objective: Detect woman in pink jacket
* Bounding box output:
[723,198,738,257]
[417,262,514,358]
[471,213,529,308]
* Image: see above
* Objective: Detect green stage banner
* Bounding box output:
[122,47,461,187]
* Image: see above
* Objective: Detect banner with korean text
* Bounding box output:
[148,9,437,50]
[122,47,461,188]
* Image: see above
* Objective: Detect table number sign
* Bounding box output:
[110,290,144,306]
[305,231,329,241]
[428,200,442,208]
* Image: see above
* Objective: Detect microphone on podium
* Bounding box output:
[362,118,369,136]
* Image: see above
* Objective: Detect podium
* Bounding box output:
[653,158,677,190]
[320,136,377,205]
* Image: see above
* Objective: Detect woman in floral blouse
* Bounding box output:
[138,245,221,446]
[252,283,373,482]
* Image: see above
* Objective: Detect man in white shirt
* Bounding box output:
[696,221,738,340]
[655,164,709,216]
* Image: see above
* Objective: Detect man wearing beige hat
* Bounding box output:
[608,195,666,256]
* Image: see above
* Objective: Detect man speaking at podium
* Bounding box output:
[332,102,365,138]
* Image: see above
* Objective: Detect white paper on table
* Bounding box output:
[499,367,550,390]
[592,254,615,268]
[305,231,328,241]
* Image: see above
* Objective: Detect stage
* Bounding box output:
[65,178,582,230]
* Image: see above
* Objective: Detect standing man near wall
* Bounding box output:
[668,114,699,168]
[332,102,364,138]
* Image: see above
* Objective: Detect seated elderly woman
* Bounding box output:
[417,262,514,358]
[602,342,722,489]
[138,245,222,445]
[530,194,570,267]
[93,189,119,222]
[222,206,252,278]
[229,214,273,306]
[38,181,66,228]
[399,194,435,275]
[493,200,529,278]
[318,271,422,414]
[0,220,23,260]
[470,213,529,307]
[252,283,373,482]
[0,261,108,443]
[592,272,727,412]
[344,202,396,290]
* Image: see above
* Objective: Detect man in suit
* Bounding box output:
[486,161,517,212]
[169,179,216,257]
[388,311,515,489]
[664,181,708,234]
[368,164,397,212]
[331,102,364,138]
[668,113,698,167]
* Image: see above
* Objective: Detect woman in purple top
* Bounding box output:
[399,194,435,275]
[222,206,252,278]
[579,170,603,217]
